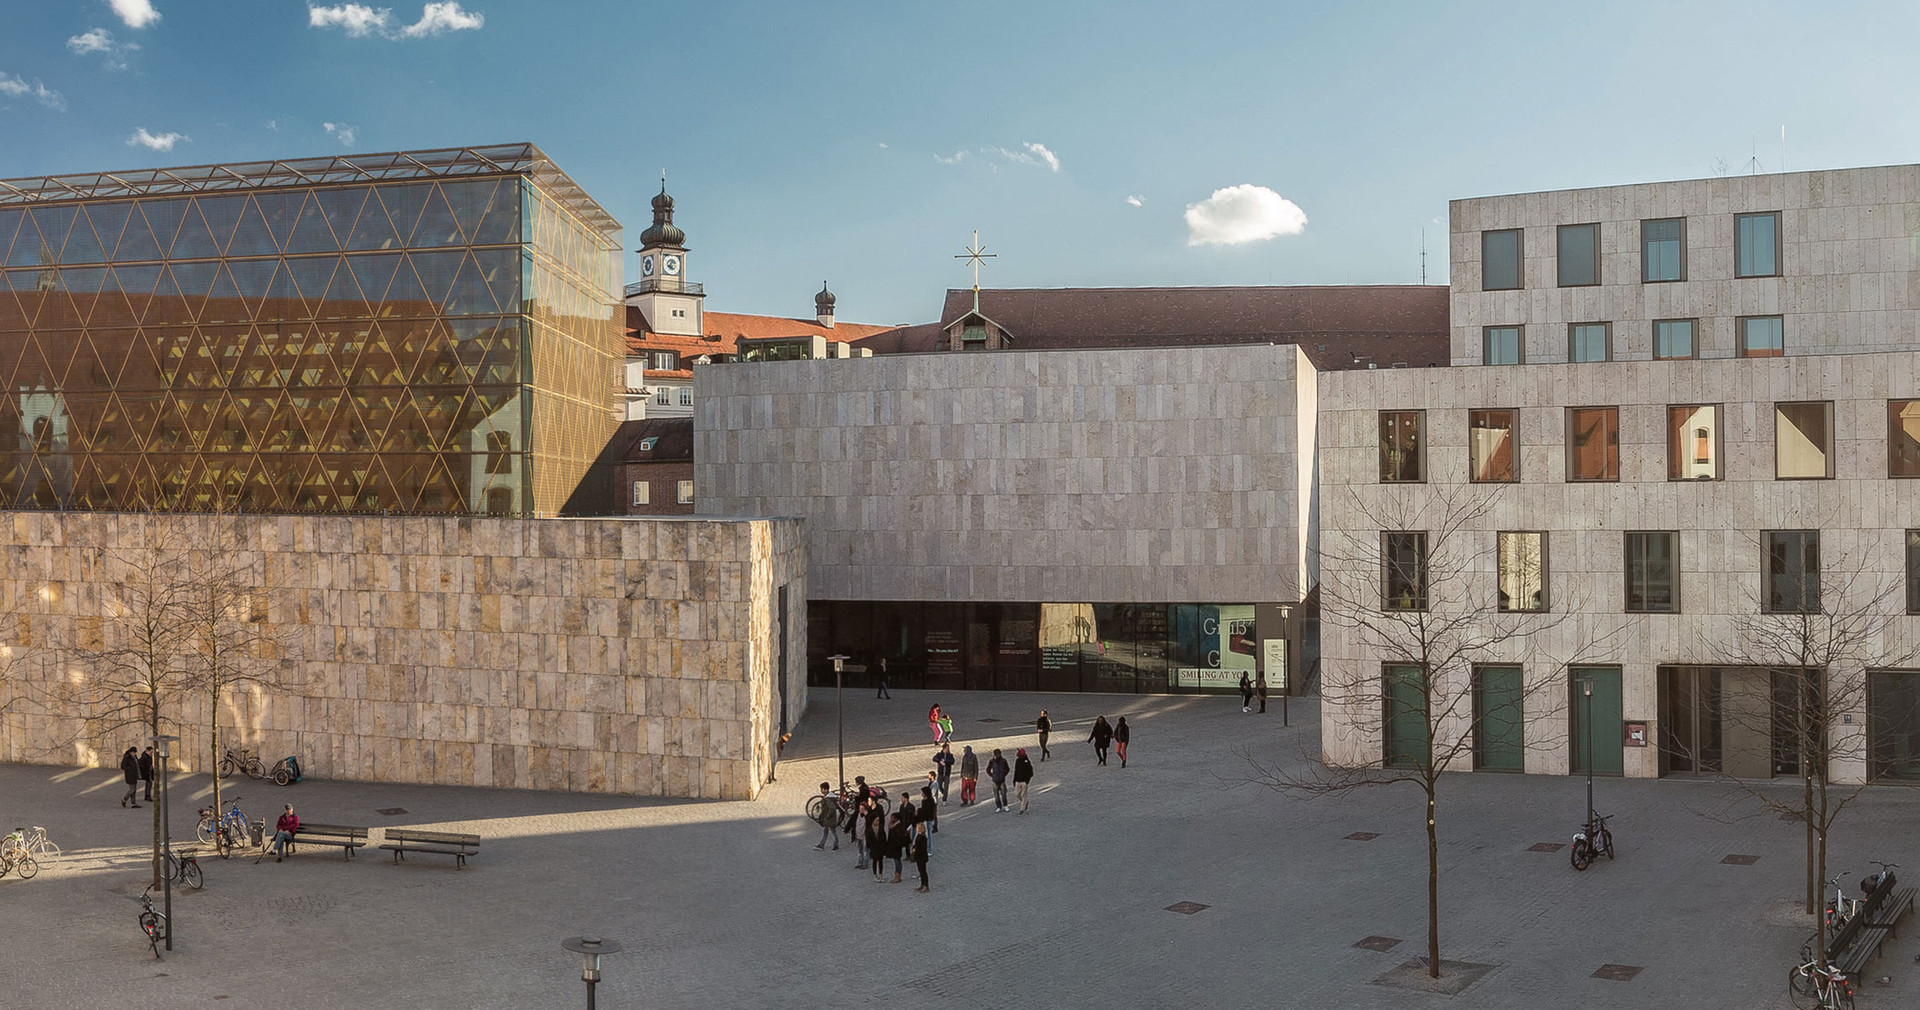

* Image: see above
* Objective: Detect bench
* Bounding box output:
[1826,872,1902,981]
[379,828,480,869]
[288,823,368,859]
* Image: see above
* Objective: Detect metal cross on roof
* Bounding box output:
[955,230,995,314]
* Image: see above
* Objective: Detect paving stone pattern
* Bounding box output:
[1,691,1917,1008]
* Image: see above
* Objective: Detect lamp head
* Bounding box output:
[561,936,623,983]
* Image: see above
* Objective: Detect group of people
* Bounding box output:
[815,779,935,892]
[1238,672,1271,713]
[118,745,154,808]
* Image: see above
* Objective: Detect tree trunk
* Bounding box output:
[1426,783,1440,978]
[148,701,162,888]
[209,684,221,830]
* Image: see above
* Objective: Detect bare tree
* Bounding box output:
[1246,483,1624,979]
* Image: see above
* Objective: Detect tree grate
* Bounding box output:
[375,807,409,816]
[1592,964,1643,981]
[1345,831,1381,841]
[1164,901,1210,915]
[1353,935,1402,951]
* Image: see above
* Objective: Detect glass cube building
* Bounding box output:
[0,143,621,516]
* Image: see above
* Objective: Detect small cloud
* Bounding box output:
[266,119,278,131]
[127,127,187,151]
[1184,184,1308,246]
[876,142,888,149]
[986,142,1062,172]
[934,150,967,165]
[68,27,139,69]
[323,121,357,146]
[309,3,484,39]
[0,72,67,111]
[107,0,161,30]
[308,3,389,36]
[400,1,484,36]
[1022,141,1060,172]
[1125,194,1144,207]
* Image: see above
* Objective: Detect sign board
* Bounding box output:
[1623,722,1648,747]
[1263,639,1287,690]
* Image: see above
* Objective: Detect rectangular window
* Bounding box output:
[1764,530,1821,614]
[1908,531,1920,614]
[1666,404,1721,480]
[1382,532,1428,611]
[1557,223,1600,286]
[677,479,694,504]
[677,387,692,406]
[1892,400,1920,477]
[1482,229,1523,290]
[485,430,512,474]
[1379,411,1424,482]
[1735,212,1780,277]
[1568,322,1611,363]
[1469,409,1517,482]
[632,481,649,506]
[1497,531,1548,612]
[1775,401,1834,479]
[1653,319,1696,360]
[1482,326,1523,365]
[1625,532,1678,613]
[1642,218,1685,282]
[653,388,670,405]
[650,351,677,370]
[1567,407,1619,481]
[1739,315,1784,357]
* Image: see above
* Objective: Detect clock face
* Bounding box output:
[641,256,655,277]
[663,254,682,276]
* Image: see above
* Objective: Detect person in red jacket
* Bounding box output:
[270,804,299,862]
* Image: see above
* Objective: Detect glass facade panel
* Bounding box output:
[1482,229,1522,290]
[1736,212,1780,277]
[1469,408,1516,482]
[1625,532,1677,613]
[1888,400,1920,476]
[1482,325,1522,365]
[1557,223,1599,286]
[1764,530,1821,613]
[1569,322,1610,362]
[1740,315,1784,357]
[1667,404,1720,480]
[1382,532,1428,611]
[1775,401,1833,479]
[1567,407,1618,481]
[1642,218,1685,281]
[1653,319,1695,359]
[1497,531,1547,612]
[1379,410,1423,482]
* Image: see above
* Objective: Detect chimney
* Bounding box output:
[814,281,836,329]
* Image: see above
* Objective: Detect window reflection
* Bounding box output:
[1888,400,1920,477]
[1667,404,1719,480]
[1568,407,1619,481]
[1497,531,1547,612]
[1469,409,1516,482]
[1379,411,1424,482]
[1625,532,1678,613]
[1775,401,1833,479]
[1765,530,1821,614]
[1383,532,1428,611]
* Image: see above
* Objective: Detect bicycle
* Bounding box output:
[1824,872,1862,931]
[218,747,266,780]
[163,848,204,890]
[16,825,59,861]
[137,883,167,959]
[804,783,888,826]
[0,829,38,880]
[1789,942,1855,1009]
[1569,812,1614,871]
[1860,860,1898,895]
[196,796,253,858]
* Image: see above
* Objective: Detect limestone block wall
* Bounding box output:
[0,512,806,800]
[694,344,1318,604]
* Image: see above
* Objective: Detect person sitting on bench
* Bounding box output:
[270,804,299,862]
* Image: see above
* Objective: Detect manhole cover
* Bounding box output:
[1345,831,1381,841]
[1165,901,1210,915]
[1592,964,1643,981]
[977,718,1001,723]
[1721,854,1760,865]
[1528,842,1565,852]
[1780,811,1804,822]
[1353,935,1402,951]
[375,807,408,816]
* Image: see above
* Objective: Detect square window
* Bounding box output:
[1890,400,1920,477]
[1653,319,1696,360]
[1775,401,1834,479]
[1642,218,1685,282]
[1498,531,1549,612]
[1569,322,1611,363]
[1667,404,1721,480]
[1567,407,1619,481]
[1482,229,1522,290]
[1379,411,1425,482]
[653,388,670,404]
[677,479,693,504]
[1764,530,1821,613]
[1740,316,1784,357]
[1469,409,1517,482]
[1736,212,1780,278]
[1482,326,1523,365]
[1625,532,1678,613]
[1557,223,1600,286]
[1382,532,1428,611]
[650,351,677,370]
[632,481,650,506]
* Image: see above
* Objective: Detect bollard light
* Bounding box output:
[561,935,623,1010]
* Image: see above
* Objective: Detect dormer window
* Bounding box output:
[650,351,677,370]
[638,436,659,452]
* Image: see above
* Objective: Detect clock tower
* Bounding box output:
[631,174,704,337]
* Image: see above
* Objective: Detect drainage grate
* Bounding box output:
[375,807,409,816]
[1165,901,1210,915]
[1592,964,1643,981]
[1721,854,1760,865]
[1528,842,1565,852]
[1345,831,1381,841]
[1353,935,1402,951]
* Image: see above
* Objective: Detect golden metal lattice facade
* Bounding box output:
[0,144,621,517]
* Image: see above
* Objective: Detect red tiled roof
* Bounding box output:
[625,305,895,357]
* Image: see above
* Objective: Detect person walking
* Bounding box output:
[1239,672,1254,713]
[1256,672,1269,714]
[986,748,1011,812]
[919,786,938,839]
[119,746,141,808]
[911,821,931,892]
[1114,716,1131,768]
[933,743,955,801]
[138,746,155,802]
[897,792,918,833]
[812,782,842,851]
[876,656,891,699]
[1013,748,1034,813]
[1036,709,1052,761]
[1088,715,1113,765]
[959,745,980,805]
[928,704,944,745]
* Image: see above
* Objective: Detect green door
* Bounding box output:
[1570,666,1624,776]
[1475,665,1525,771]
[1384,664,1428,769]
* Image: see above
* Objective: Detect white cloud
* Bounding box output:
[986,142,1062,172]
[0,72,67,111]
[309,3,484,39]
[1183,184,1308,246]
[67,28,139,69]
[309,4,390,36]
[400,2,484,37]
[1022,141,1059,172]
[106,0,161,30]
[1125,194,1144,207]
[876,142,888,149]
[127,127,187,151]
[266,119,278,131]
[323,121,357,146]
[933,150,967,165]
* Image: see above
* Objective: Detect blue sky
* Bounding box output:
[4,1,1919,325]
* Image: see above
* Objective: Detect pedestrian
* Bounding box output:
[933,743,955,801]
[876,656,891,699]
[138,746,155,802]
[898,792,918,831]
[987,748,1011,811]
[867,804,888,880]
[959,745,979,805]
[268,803,299,861]
[1257,672,1269,714]
[1114,716,1131,768]
[119,746,141,808]
[937,708,954,744]
[919,785,938,835]
[812,782,841,851]
[851,797,870,868]
[1013,748,1034,813]
[1036,709,1051,760]
[928,703,944,745]
[888,813,909,883]
[1088,715,1113,765]
[1239,672,1254,713]
[911,821,931,892]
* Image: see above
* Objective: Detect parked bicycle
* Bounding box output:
[15,825,59,861]
[1824,872,1861,931]
[804,782,888,826]
[1789,942,1855,1009]
[218,747,266,780]
[1569,812,1614,871]
[0,829,38,880]
[196,796,254,858]
[1860,860,1899,895]
[163,848,204,890]
[137,883,166,959]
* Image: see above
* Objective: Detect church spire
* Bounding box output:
[639,170,686,250]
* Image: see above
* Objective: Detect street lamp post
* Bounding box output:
[561,936,623,1010]
[1578,678,1595,827]
[829,654,849,789]
[152,733,179,951]
[1276,604,1295,728]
